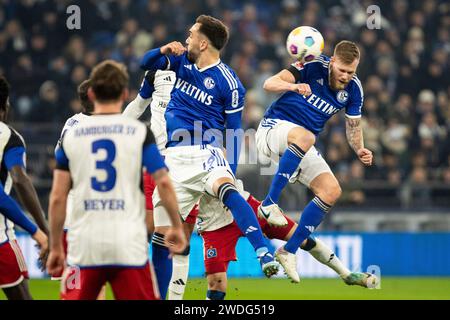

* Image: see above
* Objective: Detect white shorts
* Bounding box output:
[153,145,235,227]
[255,118,332,187]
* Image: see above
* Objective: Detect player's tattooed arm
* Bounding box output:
[345,117,363,152]
[346,117,373,166]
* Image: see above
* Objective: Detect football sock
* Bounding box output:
[151,232,172,300]
[168,246,190,300]
[206,290,226,300]
[302,237,350,278]
[219,183,268,253]
[284,196,331,254]
[262,144,305,206]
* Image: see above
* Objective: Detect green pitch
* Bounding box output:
[1,277,449,300]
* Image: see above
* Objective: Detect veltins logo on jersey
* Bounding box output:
[204,77,215,89]
[337,90,349,103]
[206,247,217,259]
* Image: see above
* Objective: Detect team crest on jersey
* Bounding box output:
[337,90,348,103]
[204,77,215,89]
[206,247,217,259]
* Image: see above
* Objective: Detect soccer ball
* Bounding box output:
[286,26,324,63]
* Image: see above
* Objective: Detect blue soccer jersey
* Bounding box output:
[141,51,246,148]
[264,55,364,135]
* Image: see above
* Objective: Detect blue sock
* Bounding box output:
[219,183,268,253]
[284,197,331,254]
[151,232,172,300]
[262,144,305,206]
[207,290,226,300]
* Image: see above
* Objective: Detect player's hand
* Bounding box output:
[46,247,65,277]
[290,83,312,96]
[32,229,49,271]
[357,148,373,166]
[164,226,187,256]
[160,41,186,56]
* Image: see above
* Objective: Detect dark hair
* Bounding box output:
[196,15,229,51]
[334,40,360,64]
[90,60,129,102]
[0,75,10,111]
[77,79,94,113]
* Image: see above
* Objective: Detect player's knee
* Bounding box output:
[318,184,342,205]
[180,245,190,256]
[154,226,169,235]
[217,182,238,204]
[287,127,315,151]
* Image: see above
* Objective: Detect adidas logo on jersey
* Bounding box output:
[305,225,315,232]
[184,64,192,70]
[316,78,323,85]
[163,76,172,82]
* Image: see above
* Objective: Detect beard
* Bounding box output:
[329,67,349,91]
[187,49,198,63]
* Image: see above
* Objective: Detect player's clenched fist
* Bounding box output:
[357,148,373,166]
[160,41,186,56]
[290,83,312,96]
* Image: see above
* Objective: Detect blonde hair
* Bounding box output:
[334,40,360,64]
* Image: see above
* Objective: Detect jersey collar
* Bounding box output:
[194,59,221,72]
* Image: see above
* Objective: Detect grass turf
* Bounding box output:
[1,277,449,300]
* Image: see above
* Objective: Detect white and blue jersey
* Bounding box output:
[140,50,246,149]
[55,114,166,267]
[264,55,363,135]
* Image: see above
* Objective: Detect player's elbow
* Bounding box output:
[263,75,281,92]
[154,171,172,191]
[262,78,273,91]
[49,193,65,209]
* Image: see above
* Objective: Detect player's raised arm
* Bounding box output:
[263,68,311,95]
[123,71,155,119]
[140,42,186,71]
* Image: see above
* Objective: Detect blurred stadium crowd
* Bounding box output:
[0,0,448,210]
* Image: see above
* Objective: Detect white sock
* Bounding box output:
[308,238,350,278]
[168,254,189,300]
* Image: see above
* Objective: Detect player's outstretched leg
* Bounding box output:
[301,236,378,288]
[217,182,279,277]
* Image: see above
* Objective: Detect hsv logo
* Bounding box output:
[206,247,217,259]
